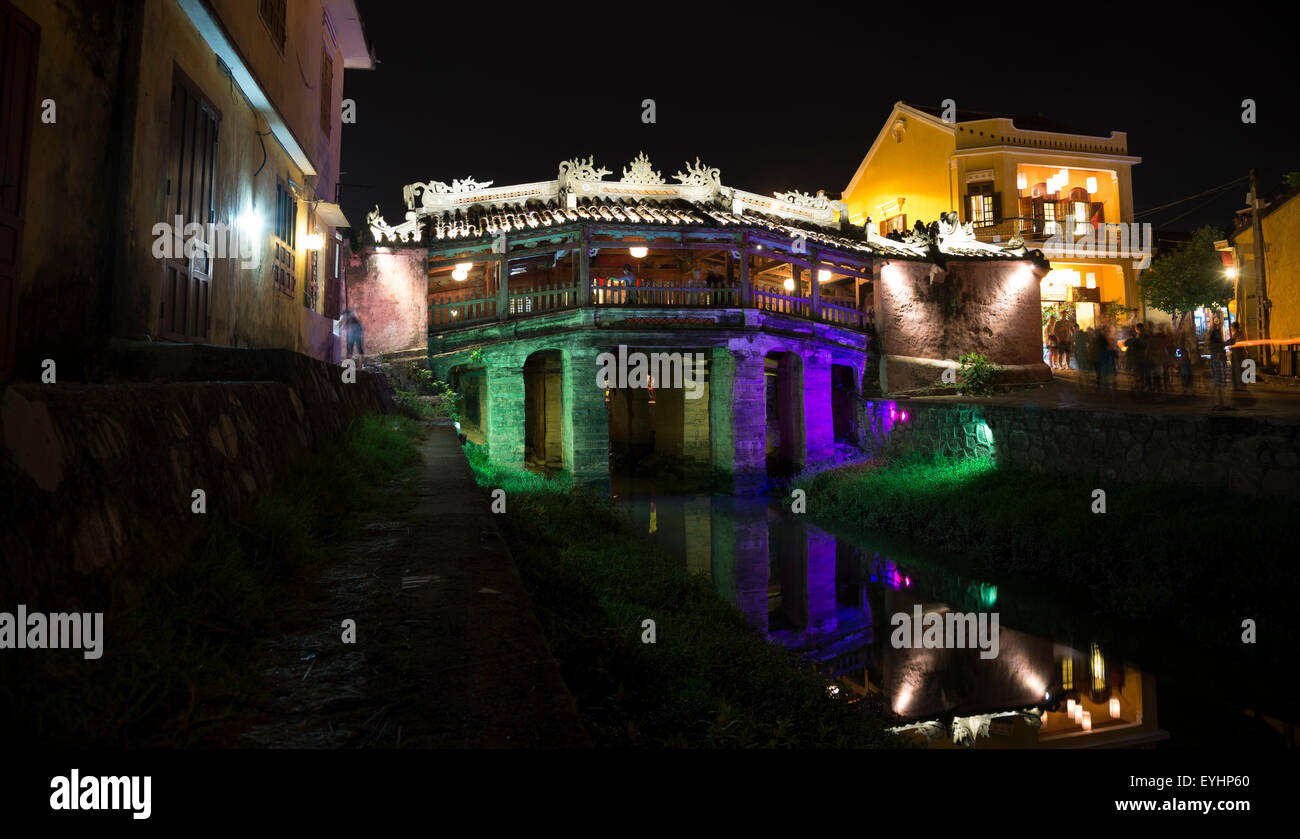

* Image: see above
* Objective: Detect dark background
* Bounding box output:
[339,2,1298,236]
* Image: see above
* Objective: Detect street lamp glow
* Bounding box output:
[304,232,324,251]
[1226,266,1238,279]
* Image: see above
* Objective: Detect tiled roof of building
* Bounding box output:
[368,153,1037,262]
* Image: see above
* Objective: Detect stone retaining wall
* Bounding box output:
[1,348,394,604]
[860,398,1300,500]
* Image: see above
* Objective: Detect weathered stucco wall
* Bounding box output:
[10,0,351,379]
[860,398,1300,500]
[873,258,1049,393]
[345,248,428,357]
[0,349,394,605]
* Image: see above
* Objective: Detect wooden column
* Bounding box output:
[738,234,751,308]
[576,227,591,306]
[496,254,509,320]
[808,246,822,320]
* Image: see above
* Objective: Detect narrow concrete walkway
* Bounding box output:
[240,422,589,748]
[904,375,1300,419]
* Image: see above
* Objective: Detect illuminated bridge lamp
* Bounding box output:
[628,246,648,259]
[1109,697,1121,718]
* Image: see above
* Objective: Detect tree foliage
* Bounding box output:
[1137,225,1232,316]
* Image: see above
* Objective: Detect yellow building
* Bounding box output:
[1223,183,1300,372]
[2,0,373,380]
[842,102,1144,328]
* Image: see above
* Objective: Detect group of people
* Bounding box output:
[1044,309,1245,407]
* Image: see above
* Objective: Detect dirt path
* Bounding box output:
[238,422,589,748]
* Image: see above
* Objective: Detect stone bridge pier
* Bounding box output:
[430,314,867,494]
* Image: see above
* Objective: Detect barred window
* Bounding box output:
[273,181,297,296]
[320,48,333,134]
[259,0,286,51]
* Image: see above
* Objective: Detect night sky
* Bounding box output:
[340,3,1298,237]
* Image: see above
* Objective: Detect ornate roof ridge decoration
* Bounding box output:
[773,189,831,211]
[403,178,494,211]
[367,205,424,244]
[559,155,612,191]
[672,157,721,189]
[620,151,665,185]
[935,211,1029,256]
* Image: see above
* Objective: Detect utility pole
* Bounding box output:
[1249,169,1270,367]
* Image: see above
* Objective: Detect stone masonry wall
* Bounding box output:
[860,398,1300,500]
[1,350,394,604]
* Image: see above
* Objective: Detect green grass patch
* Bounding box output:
[1,414,426,747]
[466,444,896,747]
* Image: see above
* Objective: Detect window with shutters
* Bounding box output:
[1042,201,1057,236]
[258,0,286,51]
[305,248,319,310]
[0,1,40,380]
[324,231,342,319]
[320,48,334,134]
[273,180,296,296]
[967,182,995,228]
[880,214,907,235]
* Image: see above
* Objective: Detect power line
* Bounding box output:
[1134,175,1248,220]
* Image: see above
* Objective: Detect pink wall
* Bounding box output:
[874,258,1049,392]
[344,248,428,356]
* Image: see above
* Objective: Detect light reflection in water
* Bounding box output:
[611,477,1163,748]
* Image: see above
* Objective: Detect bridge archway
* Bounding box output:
[831,363,859,445]
[523,349,564,474]
[449,363,487,444]
[764,350,804,478]
[607,348,711,486]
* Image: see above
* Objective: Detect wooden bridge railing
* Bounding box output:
[431,282,870,332]
[509,282,577,316]
[752,286,811,319]
[430,292,497,327]
[591,280,740,308]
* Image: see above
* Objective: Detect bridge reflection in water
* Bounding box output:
[612,478,1168,749]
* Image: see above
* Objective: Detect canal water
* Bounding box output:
[610,476,1167,748]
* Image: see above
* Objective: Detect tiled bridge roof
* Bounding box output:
[367,153,1040,263]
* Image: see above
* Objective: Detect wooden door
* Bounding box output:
[161,67,219,342]
[0,1,39,380]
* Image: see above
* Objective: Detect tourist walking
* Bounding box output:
[1208,314,1232,410]
[341,307,365,365]
[1177,313,1197,393]
[1055,314,1075,371]
[1045,314,1059,368]
[1228,321,1246,391]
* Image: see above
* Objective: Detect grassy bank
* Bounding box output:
[795,452,1293,666]
[466,445,896,748]
[2,414,426,747]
